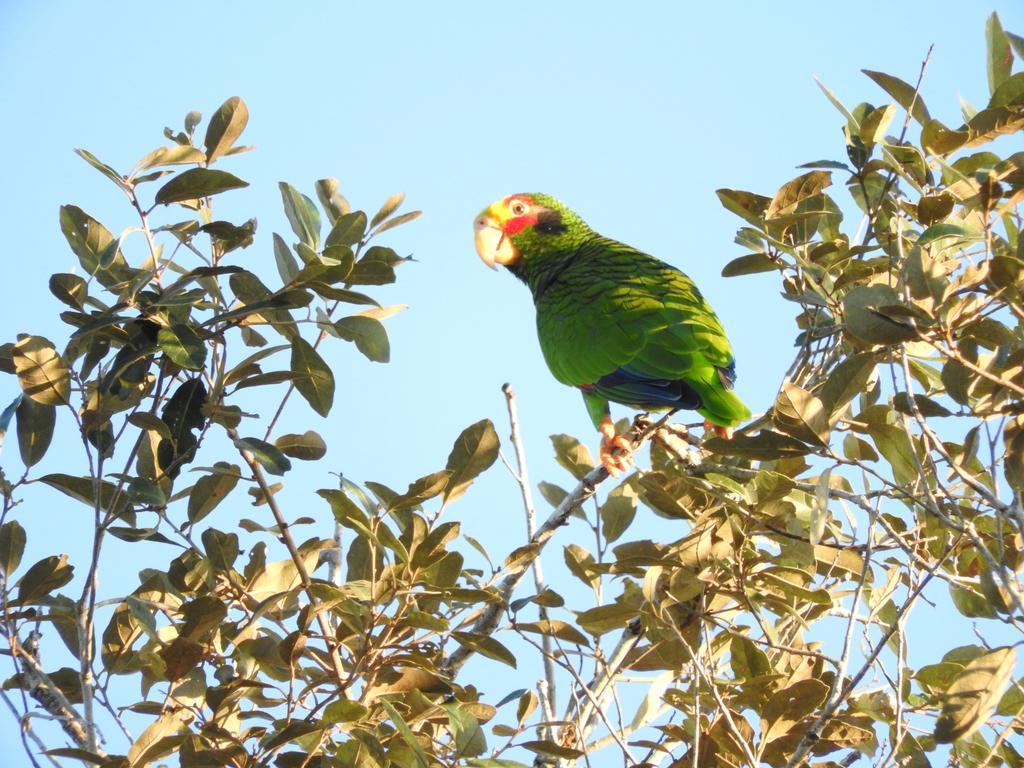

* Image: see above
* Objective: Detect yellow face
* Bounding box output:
[473,195,538,269]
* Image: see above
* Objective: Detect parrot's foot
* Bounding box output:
[599,417,633,476]
[704,420,733,440]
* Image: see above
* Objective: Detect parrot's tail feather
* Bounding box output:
[698,386,751,427]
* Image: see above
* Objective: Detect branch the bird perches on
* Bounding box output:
[443,408,677,674]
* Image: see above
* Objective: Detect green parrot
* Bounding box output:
[473,193,750,474]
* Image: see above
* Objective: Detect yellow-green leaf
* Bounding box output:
[935,646,1016,743]
[13,336,69,405]
[203,96,249,163]
[443,419,499,503]
[290,338,334,417]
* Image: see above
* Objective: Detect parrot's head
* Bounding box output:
[473,193,590,271]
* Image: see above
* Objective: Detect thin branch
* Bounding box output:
[9,633,102,755]
[444,411,675,674]
[502,383,558,721]
[785,543,953,768]
[230,428,348,687]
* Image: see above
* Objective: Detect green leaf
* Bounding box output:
[576,602,638,636]
[451,632,517,668]
[199,219,256,254]
[157,379,207,477]
[986,12,1013,98]
[372,210,422,235]
[704,430,811,459]
[443,419,500,503]
[563,544,597,587]
[949,583,997,619]
[519,742,583,760]
[766,171,832,218]
[347,245,408,285]
[13,336,70,405]
[763,679,830,741]
[49,273,87,309]
[322,700,368,725]
[862,69,931,124]
[774,381,830,446]
[721,253,778,277]
[445,704,487,760]
[516,620,590,647]
[59,205,133,285]
[125,708,192,768]
[333,316,390,363]
[917,222,978,246]
[551,434,595,479]
[371,192,405,228]
[390,471,452,511]
[43,748,105,765]
[798,160,853,171]
[154,168,249,205]
[600,479,638,543]
[187,463,240,523]
[157,324,207,370]
[278,182,321,250]
[273,233,299,284]
[0,520,26,577]
[843,285,918,345]
[325,211,367,247]
[312,286,379,306]
[379,700,430,768]
[126,477,166,507]
[132,145,206,173]
[201,529,239,573]
[809,467,831,546]
[38,473,128,517]
[921,119,969,156]
[989,72,1024,109]
[16,396,55,467]
[275,430,327,460]
[730,635,771,679]
[16,554,74,603]
[715,188,771,226]
[860,103,897,145]
[204,96,249,163]
[819,352,877,416]
[315,178,351,224]
[935,646,1016,743]
[863,420,917,487]
[290,338,335,417]
[233,436,292,476]
[814,76,856,124]
[1004,416,1024,492]
[893,392,952,418]
[73,148,130,192]
[538,481,568,507]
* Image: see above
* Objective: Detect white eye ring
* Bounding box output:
[510,200,528,216]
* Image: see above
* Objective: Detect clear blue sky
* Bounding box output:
[1,1,1022,760]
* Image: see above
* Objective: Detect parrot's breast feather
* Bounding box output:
[533,239,735,389]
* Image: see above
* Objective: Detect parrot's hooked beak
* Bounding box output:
[474,212,520,270]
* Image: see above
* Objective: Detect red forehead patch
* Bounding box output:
[502,194,538,235]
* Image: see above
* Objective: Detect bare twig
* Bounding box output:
[502,383,558,722]
[444,411,675,673]
[9,633,102,755]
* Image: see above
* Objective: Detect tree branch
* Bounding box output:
[444,411,675,674]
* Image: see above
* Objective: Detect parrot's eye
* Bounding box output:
[509,201,528,216]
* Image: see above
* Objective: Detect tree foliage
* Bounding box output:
[2,12,1024,768]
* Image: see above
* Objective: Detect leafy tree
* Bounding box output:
[2,11,1024,768]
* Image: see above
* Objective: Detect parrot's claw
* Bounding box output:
[704,420,733,440]
[598,417,634,476]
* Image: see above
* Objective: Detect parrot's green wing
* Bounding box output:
[534,236,750,428]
